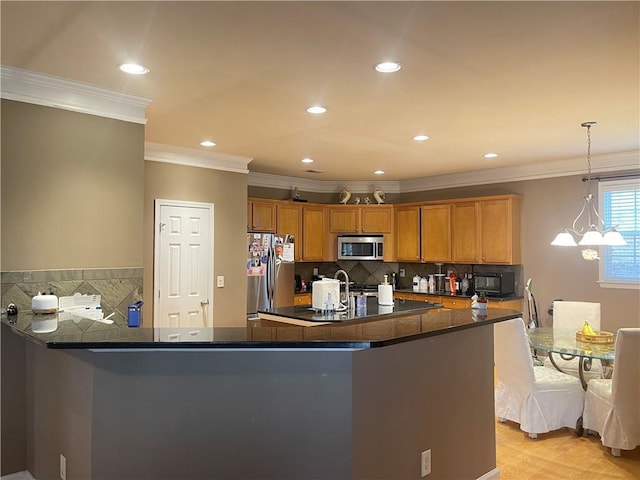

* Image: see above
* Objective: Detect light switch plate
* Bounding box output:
[217,275,225,288]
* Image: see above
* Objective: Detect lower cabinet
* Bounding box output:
[294,293,312,306]
[393,292,522,311]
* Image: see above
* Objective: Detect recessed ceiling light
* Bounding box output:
[301,158,314,164]
[413,134,430,142]
[374,170,386,175]
[374,62,401,73]
[119,63,149,75]
[483,153,499,158]
[200,140,216,147]
[306,106,327,114]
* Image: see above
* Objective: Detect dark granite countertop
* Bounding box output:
[394,289,523,300]
[2,302,522,350]
[258,297,442,323]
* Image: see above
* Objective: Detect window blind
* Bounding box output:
[599,179,640,284]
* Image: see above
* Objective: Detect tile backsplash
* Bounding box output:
[1,268,143,325]
[295,262,522,293]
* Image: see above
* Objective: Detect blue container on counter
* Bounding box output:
[127,301,144,327]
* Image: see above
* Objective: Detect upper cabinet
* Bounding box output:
[329,205,393,234]
[301,205,327,262]
[421,204,452,262]
[251,194,521,265]
[276,203,302,261]
[395,206,421,261]
[452,196,521,264]
[275,202,328,262]
[395,204,451,262]
[247,198,276,232]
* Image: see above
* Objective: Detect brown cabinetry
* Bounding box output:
[395,206,421,261]
[452,196,521,264]
[329,205,392,233]
[395,204,451,262]
[277,203,302,261]
[294,293,312,306]
[301,205,326,261]
[247,199,276,232]
[421,204,452,262]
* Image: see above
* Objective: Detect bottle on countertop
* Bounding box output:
[413,275,421,293]
[461,274,470,295]
[419,276,428,293]
[449,273,457,296]
[428,275,435,294]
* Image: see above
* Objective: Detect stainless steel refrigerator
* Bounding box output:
[247,232,295,318]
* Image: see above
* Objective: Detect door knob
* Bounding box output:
[201,300,210,307]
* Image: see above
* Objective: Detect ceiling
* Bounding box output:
[1,1,638,182]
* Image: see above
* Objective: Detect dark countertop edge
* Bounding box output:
[393,289,523,300]
[5,312,523,350]
[258,301,443,323]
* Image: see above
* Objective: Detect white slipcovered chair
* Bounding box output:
[583,328,640,456]
[494,317,584,439]
[545,301,603,381]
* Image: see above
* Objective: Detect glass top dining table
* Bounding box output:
[528,327,616,389]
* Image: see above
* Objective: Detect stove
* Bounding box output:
[350,283,380,296]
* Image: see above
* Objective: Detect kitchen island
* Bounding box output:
[2,306,521,480]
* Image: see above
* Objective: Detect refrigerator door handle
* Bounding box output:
[267,245,275,308]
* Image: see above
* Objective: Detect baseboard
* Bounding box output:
[477,467,500,480]
[1,471,35,480]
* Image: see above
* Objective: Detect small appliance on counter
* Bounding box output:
[312,278,341,311]
[474,272,515,297]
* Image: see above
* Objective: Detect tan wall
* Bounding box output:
[1,100,144,270]
[144,161,248,327]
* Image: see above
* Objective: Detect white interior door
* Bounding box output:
[154,200,214,341]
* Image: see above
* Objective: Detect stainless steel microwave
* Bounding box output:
[337,235,384,261]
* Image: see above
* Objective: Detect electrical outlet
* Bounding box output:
[217,275,224,288]
[400,269,406,277]
[60,454,66,480]
[421,449,431,477]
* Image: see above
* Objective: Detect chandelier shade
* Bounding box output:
[550,122,627,259]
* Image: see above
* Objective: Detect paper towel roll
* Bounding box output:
[378,284,394,306]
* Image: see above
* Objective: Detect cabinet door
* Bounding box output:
[480,198,520,264]
[421,204,451,262]
[277,203,302,261]
[294,293,312,306]
[329,207,359,233]
[302,206,326,261]
[395,206,421,261]
[248,200,276,232]
[452,202,479,263]
[361,206,392,233]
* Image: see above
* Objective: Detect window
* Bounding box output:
[598,178,640,288]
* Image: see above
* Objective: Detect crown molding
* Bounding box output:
[247,171,403,194]
[145,143,252,174]
[0,65,151,124]
[249,150,639,193]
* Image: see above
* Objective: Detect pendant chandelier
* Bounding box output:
[551,122,626,261]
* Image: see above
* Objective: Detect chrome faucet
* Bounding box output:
[334,269,350,307]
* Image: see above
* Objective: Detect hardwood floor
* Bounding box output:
[496,420,640,479]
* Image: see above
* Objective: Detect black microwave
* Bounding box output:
[473,272,515,297]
